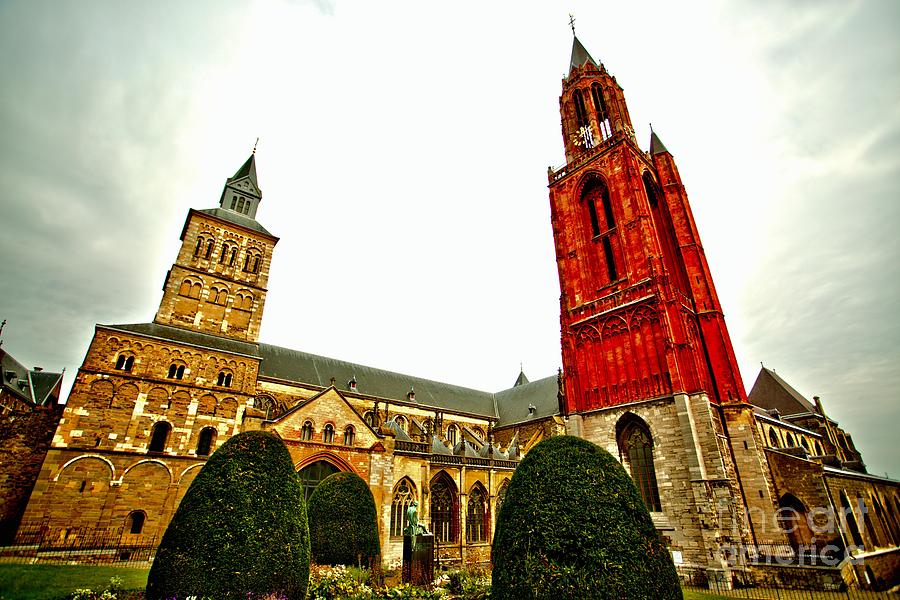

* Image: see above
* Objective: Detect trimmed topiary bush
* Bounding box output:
[492,435,681,600]
[307,471,380,567]
[146,430,310,599]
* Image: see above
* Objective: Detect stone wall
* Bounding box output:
[0,404,63,542]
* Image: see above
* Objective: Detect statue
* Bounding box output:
[402,500,434,584]
[404,500,429,551]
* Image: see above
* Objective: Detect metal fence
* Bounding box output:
[676,566,895,600]
[0,523,156,567]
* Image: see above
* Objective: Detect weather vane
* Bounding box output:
[569,13,576,35]
[252,137,259,155]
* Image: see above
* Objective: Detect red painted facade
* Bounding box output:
[549,39,745,414]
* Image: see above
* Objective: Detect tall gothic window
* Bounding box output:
[300,421,313,441]
[446,424,458,446]
[840,490,865,548]
[298,460,339,501]
[573,89,589,129]
[591,84,611,140]
[768,428,780,448]
[581,178,618,282]
[466,483,489,543]
[617,417,662,512]
[390,478,416,537]
[430,472,458,544]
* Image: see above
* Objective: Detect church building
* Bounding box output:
[17,35,900,589]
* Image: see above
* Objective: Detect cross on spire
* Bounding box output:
[252,137,259,155]
[568,13,576,35]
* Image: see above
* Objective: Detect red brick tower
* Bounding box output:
[549,37,745,414]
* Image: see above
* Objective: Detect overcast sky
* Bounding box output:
[0,1,897,476]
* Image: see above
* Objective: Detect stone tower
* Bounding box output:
[548,35,788,574]
[154,153,278,343]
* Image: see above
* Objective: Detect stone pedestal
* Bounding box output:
[402,533,434,586]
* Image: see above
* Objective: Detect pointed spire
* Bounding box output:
[228,153,258,188]
[569,35,597,70]
[514,365,529,387]
[649,126,670,155]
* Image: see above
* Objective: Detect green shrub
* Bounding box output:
[491,435,681,600]
[308,472,380,567]
[145,431,310,599]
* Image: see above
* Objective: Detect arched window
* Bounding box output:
[363,411,375,428]
[785,433,796,447]
[390,478,416,537]
[466,483,489,543]
[217,371,232,387]
[591,83,611,140]
[343,426,355,446]
[814,440,823,455]
[860,495,882,547]
[242,294,253,310]
[617,416,662,512]
[216,288,228,305]
[219,243,229,263]
[394,416,407,433]
[581,178,618,282]
[244,201,251,215]
[229,248,237,266]
[423,418,433,436]
[323,423,335,444]
[193,239,203,257]
[126,511,146,534]
[430,472,458,544]
[840,490,865,549]
[252,256,260,273]
[115,354,134,372]
[447,424,458,446]
[298,460,339,501]
[768,428,780,448]
[179,279,192,296]
[205,240,213,260]
[167,364,185,380]
[778,494,812,549]
[472,426,485,441]
[230,195,237,210]
[191,282,202,299]
[801,437,810,453]
[237,198,245,213]
[497,479,510,512]
[573,89,589,129]
[301,421,313,441]
[148,421,171,453]
[196,427,217,456]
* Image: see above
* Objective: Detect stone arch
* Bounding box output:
[54,454,116,482]
[296,455,347,501]
[111,382,139,410]
[178,463,205,484]
[197,394,217,416]
[778,493,813,548]
[217,397,238,419]
[88,379,114,408]
[601,315,628,338]
[146,387,169,409]
[122,459,173,485]
[575,324,600,346]
[295,451,357,475]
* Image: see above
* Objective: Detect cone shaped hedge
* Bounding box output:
[146,431,310,599]
[491,435,681,600]
[307,471,380,566]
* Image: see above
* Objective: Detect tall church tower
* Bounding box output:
[549,35,788,571]
[154,153,278,342]
[549,39,744,412]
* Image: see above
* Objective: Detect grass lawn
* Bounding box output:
[0,564,149,600]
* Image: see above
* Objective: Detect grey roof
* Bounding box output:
[748,367,818,416]
[431,435,453,455]
[197,208,274,237]
[650,130,669,155]
[569,35,597,70]
[228,154,258,189]
[259,344,497,416]
[105,322,261,358]
[0,349,63,406]
[513,369,529,387]
[494,375,560,427]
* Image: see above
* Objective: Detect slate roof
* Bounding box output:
[513,369,529,387]
[106,322,561,423]
[748,367,818,416]
[494,375,560,427]
[650,130,669,155]
[227,154,259,189]
[196,208,274,237]
[0,349,63,406]
[259,343,496,416]
[105,323,261,358]
[569,35,598,70]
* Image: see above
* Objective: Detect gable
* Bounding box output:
[268,387,379,447]
[227,177,260,199]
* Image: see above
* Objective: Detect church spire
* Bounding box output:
[649,127,670,155]
[569,35,598,71]
[219,153,262,219]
